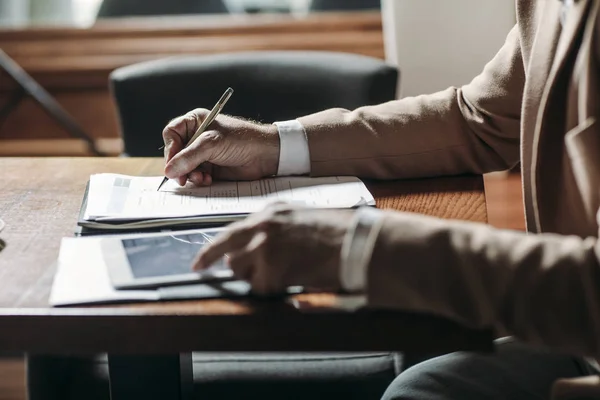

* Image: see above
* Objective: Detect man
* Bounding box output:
[162,0,600,398]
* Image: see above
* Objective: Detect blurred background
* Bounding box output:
[0,0,354,26]
[0,0,514,156]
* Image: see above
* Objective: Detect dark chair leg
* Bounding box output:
[0,49,102,156]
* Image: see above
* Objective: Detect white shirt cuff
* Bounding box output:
[273,120,310,176]
[340,207,384,293]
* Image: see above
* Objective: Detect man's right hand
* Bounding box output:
[162,108,280,186]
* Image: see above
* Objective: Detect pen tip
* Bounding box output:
[157,177,168,191]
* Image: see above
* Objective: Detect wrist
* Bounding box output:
[259,123,280,177]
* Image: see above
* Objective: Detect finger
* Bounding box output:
[162,111,202,164]
[187,163,215,186]
[163,136,181,166]
[223,232,267,282]
[198,162,214,174]
[193,222,257,270]
[244,233,283,296]
[164,130,219,179]
[227,250,255,281]
[251,266,285,296]
[187,171,205,186]
[198,163,214,186]
[195,163,214,186]
[251,258,284,296]
[163,123,183,164]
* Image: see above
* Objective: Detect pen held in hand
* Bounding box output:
[158,87,234,191]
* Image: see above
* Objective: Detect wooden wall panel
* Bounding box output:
[0,91,117,140]
[0,12,384,155]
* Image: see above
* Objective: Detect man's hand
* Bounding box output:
[194,204,354,295]
[163,108,280,186]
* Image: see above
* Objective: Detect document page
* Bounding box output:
[84,174,375,221]
[50,237,159,306]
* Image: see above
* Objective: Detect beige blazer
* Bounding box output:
[298,0,600,363]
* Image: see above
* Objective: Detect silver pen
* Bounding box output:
[158,87,234,191]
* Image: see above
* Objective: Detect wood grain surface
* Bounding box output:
[369,176,486,223]
[0,157,490,354]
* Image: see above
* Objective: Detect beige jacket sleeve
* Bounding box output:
[367,211,600,359]
[298,25,525,179]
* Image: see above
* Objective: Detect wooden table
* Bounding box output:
[0,157,491,399]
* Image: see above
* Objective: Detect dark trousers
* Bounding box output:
[383,338,592,400]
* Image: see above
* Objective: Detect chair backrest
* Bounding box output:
[310,0,380,11]
[97,0,228,18]
[110,51,399,156]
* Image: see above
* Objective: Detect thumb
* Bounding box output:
[164,131,218,179]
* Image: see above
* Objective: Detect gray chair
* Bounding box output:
[96,0,228,18]
[310,0,380,12]
[110,51,398,156]
[28,51,401,400]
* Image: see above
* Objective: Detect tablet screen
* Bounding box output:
[121,230,226,279]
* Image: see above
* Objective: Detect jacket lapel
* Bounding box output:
[565,0,600,228]
[529,0,592,232]
[552,0,593,78]
[522,2,563,112]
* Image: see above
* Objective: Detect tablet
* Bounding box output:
[102,228,234,290]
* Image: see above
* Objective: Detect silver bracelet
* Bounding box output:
[340,207,384,292]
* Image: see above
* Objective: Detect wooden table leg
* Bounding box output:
[108,353,193,400]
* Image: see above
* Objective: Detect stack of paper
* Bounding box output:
[79,174,376,231]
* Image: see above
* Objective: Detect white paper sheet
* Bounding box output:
[84,174,375,221]
[49,237,158,306]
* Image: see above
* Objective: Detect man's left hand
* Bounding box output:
[194,204,354,295]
